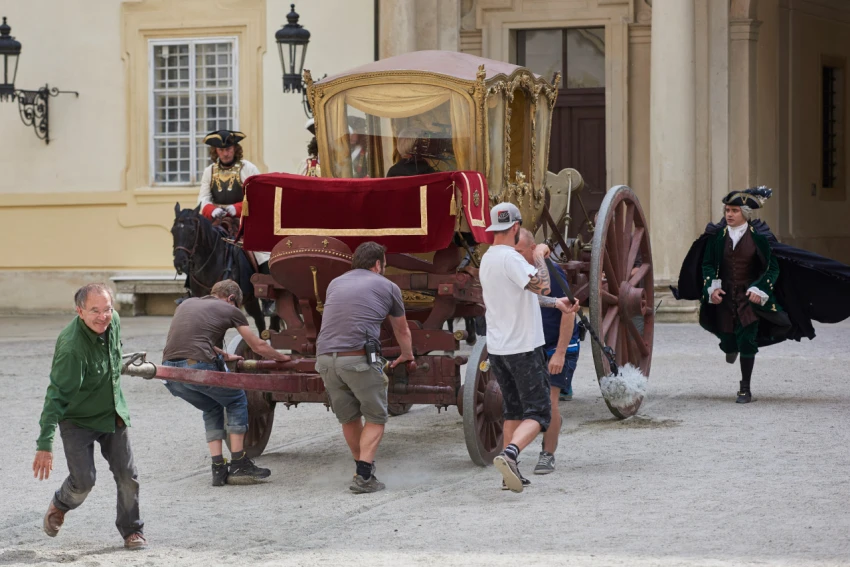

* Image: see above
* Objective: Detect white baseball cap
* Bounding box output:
[485,202,523,232]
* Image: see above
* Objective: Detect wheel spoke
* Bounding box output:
[621,203,635,277]
[601,304,619,339]
[600,289,618,306]
[625,316,650,357]
[603,249,620,296]
[606,314,620,348]
[629,262,651,287]
[617,321,628,367]
[626,227,644,277]
[606,218,623,283]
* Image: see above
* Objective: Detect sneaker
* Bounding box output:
[534,451,555,475]
[500,469,531,490]
[726,352,739,364]
[211,460,228,487]
[43,501,65,537]
[226,456,271,485]
[350,474,386,494]
[736,390,754,404]
[124,532,147,549]
[494,451,524,493]
[559,387,573,401]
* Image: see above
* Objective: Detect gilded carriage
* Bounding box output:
[123,51,655,465]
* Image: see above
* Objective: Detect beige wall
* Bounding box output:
[0,0,374,313]
[783,0,850,262]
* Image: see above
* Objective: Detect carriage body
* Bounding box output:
[147,52,656,464]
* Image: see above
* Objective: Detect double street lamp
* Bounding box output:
[0,17,78,144]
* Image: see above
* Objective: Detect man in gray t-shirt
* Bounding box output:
[315,242,414,494]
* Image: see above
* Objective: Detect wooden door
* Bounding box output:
[549,88,606,240]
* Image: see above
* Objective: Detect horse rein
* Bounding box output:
[173,215,223,292]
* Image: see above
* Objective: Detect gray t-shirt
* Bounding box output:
[161,296,249,363]
[316,269,405,355]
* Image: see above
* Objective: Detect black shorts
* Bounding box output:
[490,347,551,432]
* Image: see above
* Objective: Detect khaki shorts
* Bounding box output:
[316,354,389,425]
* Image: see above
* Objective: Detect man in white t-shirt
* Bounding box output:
[479,203,580,492]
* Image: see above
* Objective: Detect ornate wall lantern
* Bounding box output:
[0,17,78,144]
[275,4,314,117]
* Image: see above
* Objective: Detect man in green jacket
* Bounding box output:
[700,187,787,404]
[32,284,146,549]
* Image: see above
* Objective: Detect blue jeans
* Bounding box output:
[161,360,249,442]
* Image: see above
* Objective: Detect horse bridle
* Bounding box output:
[173,215,222,292]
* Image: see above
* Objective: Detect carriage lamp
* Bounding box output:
[275,4,312,117]
[0,17,78,144]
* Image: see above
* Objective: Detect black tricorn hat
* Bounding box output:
[203,130,246,148]
[722,186,773,209]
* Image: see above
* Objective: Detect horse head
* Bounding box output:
[171,203,204,275]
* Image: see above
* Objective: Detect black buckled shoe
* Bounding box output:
[227,455,271,485]
[212,460,228,487]
[736,390,753,404]
[726,352,739,364]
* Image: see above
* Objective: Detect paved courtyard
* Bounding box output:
[1,315,848,566]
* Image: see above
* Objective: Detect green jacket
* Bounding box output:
[37,312,131,452]
[700,223,783,315]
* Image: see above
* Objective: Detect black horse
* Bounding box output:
[171,203,280,333]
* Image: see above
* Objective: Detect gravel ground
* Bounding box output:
[0,315,848,567]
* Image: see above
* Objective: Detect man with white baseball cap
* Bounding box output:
[479,202,580,492]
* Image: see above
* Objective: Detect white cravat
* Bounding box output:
[728,222,748,250]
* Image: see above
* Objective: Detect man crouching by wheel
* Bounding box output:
[161,279,289,486]
[315,242,415,494]
[479,204,580,493]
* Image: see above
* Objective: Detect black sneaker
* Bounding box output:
[494,452,525,493]
[533,451,555,475]
[500,462,531,490]
[227,456,271,485]
[211,460,228,487]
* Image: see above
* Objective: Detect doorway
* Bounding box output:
[517,27,606,239]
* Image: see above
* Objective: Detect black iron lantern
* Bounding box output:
[0,17,21,100]
[275,4,310,94]
[0,16,77,144]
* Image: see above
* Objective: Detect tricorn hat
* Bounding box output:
[722,186,773,209]
[203,129,246,148]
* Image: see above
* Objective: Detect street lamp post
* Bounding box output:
[0,17,78,144]
[275,4,314,118]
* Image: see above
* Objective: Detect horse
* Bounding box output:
[171,203,280,333]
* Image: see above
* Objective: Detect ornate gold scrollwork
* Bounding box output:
[309,265,324,313]
[402,291,435,306]
[304,69,316,114]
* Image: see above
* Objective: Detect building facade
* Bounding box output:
[2,0,849,317]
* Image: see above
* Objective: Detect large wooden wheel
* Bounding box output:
[461,337,504,466]
[589,185,654,418]
[226,336,276,458]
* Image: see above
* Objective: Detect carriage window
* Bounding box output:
[150,38,238,185]
[322,85,473,179]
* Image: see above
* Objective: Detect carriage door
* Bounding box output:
[517,27,606,239]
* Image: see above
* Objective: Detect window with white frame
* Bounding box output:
[149,38,239,185]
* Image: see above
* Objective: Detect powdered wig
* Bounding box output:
[396,128,425,158]
[740,205,753,220]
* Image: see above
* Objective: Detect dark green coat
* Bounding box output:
[699,223,791,346]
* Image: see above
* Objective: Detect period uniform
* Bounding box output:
[197,130,260,221]
[296,155,321,177]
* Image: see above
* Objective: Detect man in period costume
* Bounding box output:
[197,129,260,222]
[674,187,850,403]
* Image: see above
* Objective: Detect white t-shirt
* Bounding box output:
[479,245,545,355]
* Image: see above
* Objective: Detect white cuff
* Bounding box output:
[708,279,722,304]
[747,286,769,305]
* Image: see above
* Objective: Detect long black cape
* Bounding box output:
[672,219,850,343]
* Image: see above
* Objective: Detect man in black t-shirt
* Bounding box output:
[161,279,288,486]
